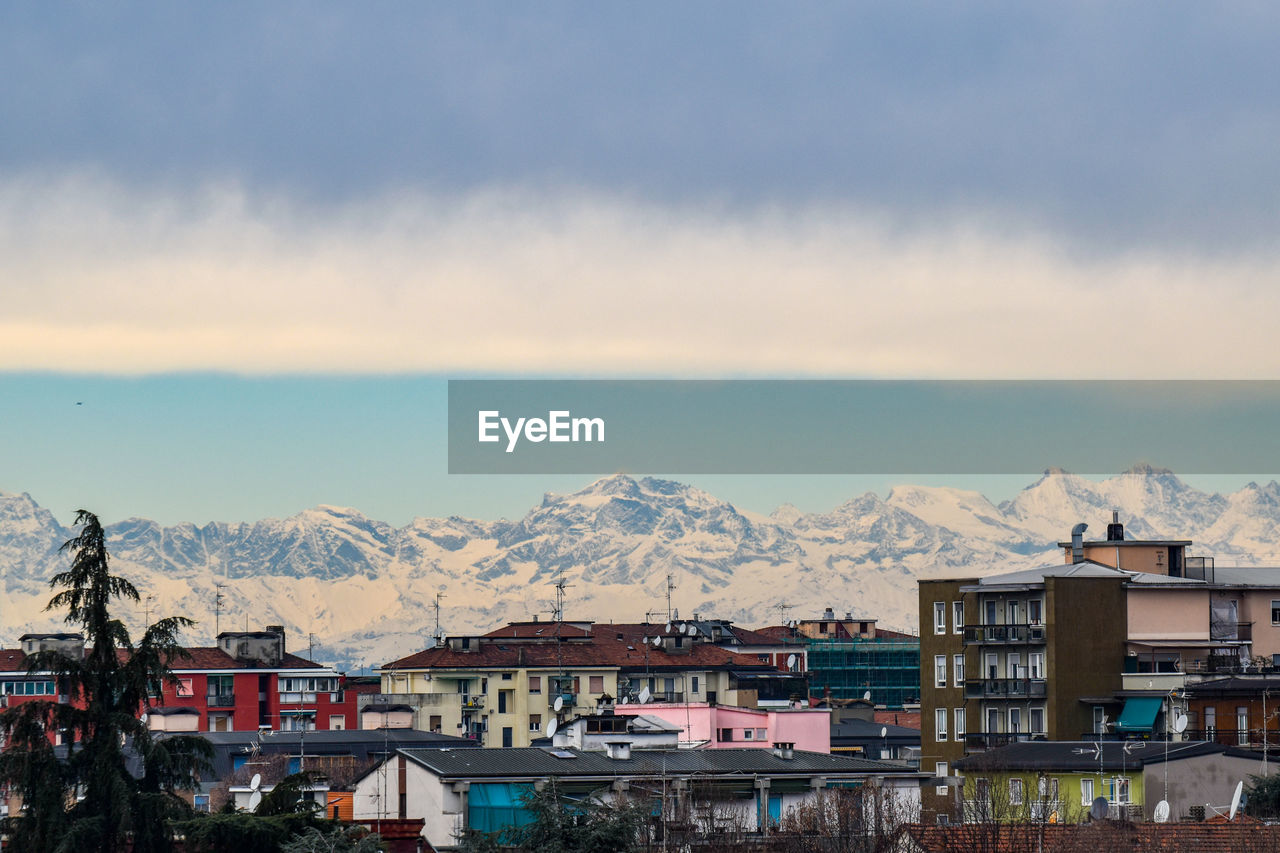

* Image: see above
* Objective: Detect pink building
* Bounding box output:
[613,702,830,753]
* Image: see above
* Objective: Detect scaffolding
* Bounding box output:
[807,637,921,708]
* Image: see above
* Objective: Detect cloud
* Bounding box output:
[2,174,1278,378]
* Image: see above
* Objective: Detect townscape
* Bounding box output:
[7,505,1280,852]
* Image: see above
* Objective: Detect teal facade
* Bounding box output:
[807,637,921,708]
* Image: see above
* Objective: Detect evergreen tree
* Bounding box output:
[0,510,212,853]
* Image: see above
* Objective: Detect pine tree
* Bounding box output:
[0,510,212,853]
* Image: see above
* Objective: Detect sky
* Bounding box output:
[4,3,1280,526]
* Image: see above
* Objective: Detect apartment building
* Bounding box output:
[377,619,790,748]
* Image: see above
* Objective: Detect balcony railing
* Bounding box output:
[206,692,235,708]
[1209,621,1253,642]
[964,732,1041,751]
[460,694,485,710]
[1185,728,1280,747]
[651,691,685,703]
[962,624,1047,645]
[964,678,1047,699]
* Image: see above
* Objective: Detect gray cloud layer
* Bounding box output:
[5,3,1280,252]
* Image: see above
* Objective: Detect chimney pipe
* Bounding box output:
[772,742,795,760]
[1106,510,1125,542]
[1071,523,1088,563]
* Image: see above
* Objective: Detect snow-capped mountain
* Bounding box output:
[1,466,1277,671]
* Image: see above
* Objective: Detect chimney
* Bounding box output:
[1106,510,1125,542]
[1071,523,1088,564]
[605,741,632,760]
[771,742,795,760]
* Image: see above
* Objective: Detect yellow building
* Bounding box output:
[378,620,793,747]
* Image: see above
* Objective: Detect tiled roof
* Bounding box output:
[399,747,923,780]
[953,740,1224,773]
[751,626,804,642]
[902,818,1280,853]
[0,649,26,672]
[165,647,325,671]
[483,622,593,639]
[384,622,778,673]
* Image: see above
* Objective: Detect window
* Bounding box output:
[954,708,966,741]
[1030,707,1045,734]
[953,601,964,634]
[986,653,998,680]
[954,655,965,686]
[1093,706,1106,735]
[528,675,541,694]
[744,728,754,740]
[985,600,997,625]
[934,602,946,634]
[176,678,194,698]
[1205,706,1217,734]
[1273,600,1280,625]
[1238,706,1250,745]
[1008,601,1020,625]
[589,675,604,694]
[935,708,947,741]
[1110,777,1130,804]
[1080,778,1094,805]
[329,715,345,730]
[1007,652,1021,680]
[718,727,733,742]
[935,656,947,688]
[936,762,949,796]
[1029,653,1045,680]
[1009,778,1023,806]
[2,681,55,696]
[1009,708,1021,734]
[1029,599,1043,625]
[755,728,766,740]
[501,672,513,680]
[529,714,541,732]
[691,676,700,694]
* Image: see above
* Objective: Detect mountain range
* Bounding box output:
[3,465,1279,672]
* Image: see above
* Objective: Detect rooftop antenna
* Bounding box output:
[143,594,154,627]
[665,573,677,622]
[308,633,315,662]
[214,584,225,637]
[433,592,446,644]
[551,570,575,623]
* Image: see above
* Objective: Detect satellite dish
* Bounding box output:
[1154,800,1171,823]
[545,719,558,737]
[1230,780,1244,821]
[248,790,262,811]
[1173,713,1189,734]
[139,713,149,726]
[638,686,652,704]
[880,726,888,738]
[665,622,672,633]
[652,636,662,647]
[786,654,798,670]
[619,695,629,705]
[250,773,262,791]
[553,695,564,713]
[1090,796,1109,821]
[863,690,872,701]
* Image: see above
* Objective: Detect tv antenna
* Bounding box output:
[551,570,574,622]
[433,592,447,644]
[214,584,225,637]
[665,573,677,622]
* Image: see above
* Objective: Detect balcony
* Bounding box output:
[460,694,485,710]
[206,692,236,708]
[962,624,1046,645]
[964,678,1047,699]
[964,732,1040,751]
[548,692,576,708]
[1209,621,1253,643]
[651,691,685,703]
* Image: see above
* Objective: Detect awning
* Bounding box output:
[1113,696,1163,732]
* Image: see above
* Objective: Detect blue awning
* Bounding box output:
[1114,696,1162,732]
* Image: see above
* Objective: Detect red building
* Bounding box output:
[1,628,358,735]
[153,627,358,733]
